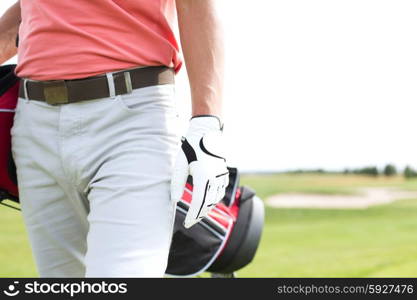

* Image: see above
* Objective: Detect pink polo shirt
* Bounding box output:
[15,0,182,80]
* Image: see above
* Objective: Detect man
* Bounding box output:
[0,0,228,277]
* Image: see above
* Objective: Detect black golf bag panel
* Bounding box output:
[167,199,234,276]
[208,186,264,273]
[0,64,19,202]
[166,167,264,277]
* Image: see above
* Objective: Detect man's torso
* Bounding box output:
[15,0,182,81]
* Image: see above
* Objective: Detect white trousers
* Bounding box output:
[11,84,180,277]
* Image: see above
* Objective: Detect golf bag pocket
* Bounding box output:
[0,65,19,201]
[166,167,264,277]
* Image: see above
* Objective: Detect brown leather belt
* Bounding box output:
[18,66,174,105]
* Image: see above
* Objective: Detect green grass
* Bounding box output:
[1,174,417,277]
[235,174,417,277]
[0,200,37,277]
[241,173,417,199]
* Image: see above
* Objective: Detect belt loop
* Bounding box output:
[106,72,116,98]
[23,79,29,101]
[124,72,133,94]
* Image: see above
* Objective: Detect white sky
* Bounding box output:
[2,0,417,172]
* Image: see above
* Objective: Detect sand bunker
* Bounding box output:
[267,188,417,209]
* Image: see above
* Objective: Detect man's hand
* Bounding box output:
[171,116,229,228]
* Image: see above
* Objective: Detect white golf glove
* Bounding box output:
[171,115,229,228]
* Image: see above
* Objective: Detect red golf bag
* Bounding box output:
[0,64,19,202]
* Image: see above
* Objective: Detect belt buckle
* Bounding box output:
[43,80,69,105]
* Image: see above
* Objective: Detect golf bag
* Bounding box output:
[0,65,19,203]
[0,65,265,277]
[166,167,264,277]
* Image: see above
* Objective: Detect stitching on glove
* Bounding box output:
[190,114,223,130]
[196,180,210,219]
[199,137,226,161]
[216,171,229,178]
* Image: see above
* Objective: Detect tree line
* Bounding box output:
[343,164,417,178]
[287,164,417,178]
